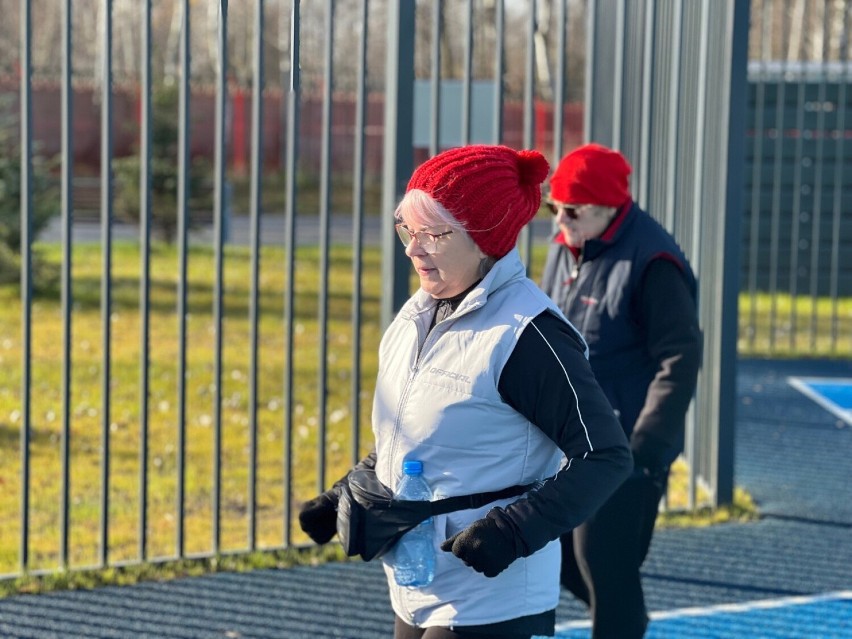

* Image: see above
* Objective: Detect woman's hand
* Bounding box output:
[440,509,520,577]
[298,492,338,545]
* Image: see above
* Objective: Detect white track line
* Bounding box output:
[554,590,852,630]
[788,376,852,426]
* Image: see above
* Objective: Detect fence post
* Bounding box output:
[714,0,751,506]
[584,0,750,507]
[381,0,416,330]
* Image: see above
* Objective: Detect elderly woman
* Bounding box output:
[299,144,632,639]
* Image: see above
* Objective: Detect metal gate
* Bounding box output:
[3,0,590,580]
[585,0,751,507]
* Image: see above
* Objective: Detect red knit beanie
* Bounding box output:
[549,143,632,207]
[406,144,550,258]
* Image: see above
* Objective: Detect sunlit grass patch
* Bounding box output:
[659,457,758,528]
[0,241,381,576]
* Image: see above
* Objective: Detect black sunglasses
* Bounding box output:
[544,199,580,220]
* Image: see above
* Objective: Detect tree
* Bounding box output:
[0,97,58,283]
[113,84,212,243]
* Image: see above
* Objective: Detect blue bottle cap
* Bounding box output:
[402,460,423,475]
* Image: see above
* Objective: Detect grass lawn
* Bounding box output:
[0,241,383,576]
[739,292,852,356]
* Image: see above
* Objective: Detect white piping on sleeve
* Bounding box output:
[529,319,595,452]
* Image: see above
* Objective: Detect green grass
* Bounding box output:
[657,459,757,528]
[739,292,852,357]
[0,544,349,597]
[0,241,383,576]
[6,238,850,595]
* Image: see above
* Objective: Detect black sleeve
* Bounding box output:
[630,259,703,470]
[495,311,633,556]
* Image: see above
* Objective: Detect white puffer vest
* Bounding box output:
[373,249,573,628]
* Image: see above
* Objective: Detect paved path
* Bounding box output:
[0,358,850,638]
[39,214,555,247]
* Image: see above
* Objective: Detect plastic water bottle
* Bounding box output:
[393,460,436,587]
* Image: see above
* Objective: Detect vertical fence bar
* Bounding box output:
[664,0,683,231]
[176,0,191,558]
[714,0,748,507]
[679,3,696,506]
[520,1,536,268]
[430,0,442,156]
[679,0,700,509]
[461,0,473,145]
[829,6,849,352]
[767,1,790,354]
[380,0,415,330]
[351,0,369,467]
[637,0,656,206]
[788,1,809,351]
[747,0,770,352]
[283,0,300,546]
[278,2,289,172]
[248,0,264,549]
[99,0,114,569]
[690,0,709,268]
[523,3,535,150]
[552,0,567,163]
[686,0,710,509]
[18,0,33,575]
[212,0,228,555]
[661,0,694,506]
[809,3,829,350]
[492,0,504,144]
[612,0,625,149]
[584,0,597,143]
[317,0,334,495]
[138,0,153,561]
[60,0,74,570]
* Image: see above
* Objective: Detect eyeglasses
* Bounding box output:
[395,224,454,255]
[544,199,590,220]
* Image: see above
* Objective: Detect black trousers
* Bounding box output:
[560,469,668,639]
[394,616,531,639]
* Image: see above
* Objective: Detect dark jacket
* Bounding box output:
[540,201,702,470]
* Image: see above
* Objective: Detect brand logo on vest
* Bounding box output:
[428,367,472,384]
[580,295,599,306]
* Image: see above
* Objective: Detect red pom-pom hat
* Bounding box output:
[406,144,550,258]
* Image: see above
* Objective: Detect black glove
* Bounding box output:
[440,509,521,578]
[298,492,338,545]
[630,430,671,476]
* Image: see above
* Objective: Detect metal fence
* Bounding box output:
[2,0,589,580]
[584,0,852,504]
[2,0,848,581]
[584,0,751,509]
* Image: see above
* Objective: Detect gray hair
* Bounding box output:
[394,189,467,231]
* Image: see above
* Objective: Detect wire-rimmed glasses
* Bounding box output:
[395,224,454,255]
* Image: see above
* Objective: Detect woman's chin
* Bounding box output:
[420,280,451,299]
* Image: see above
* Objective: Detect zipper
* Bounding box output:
[564,249,583,305]
[384,290,486,480]
[386,315,431,482]
[564,250,596,334]
[386,303,476,481]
